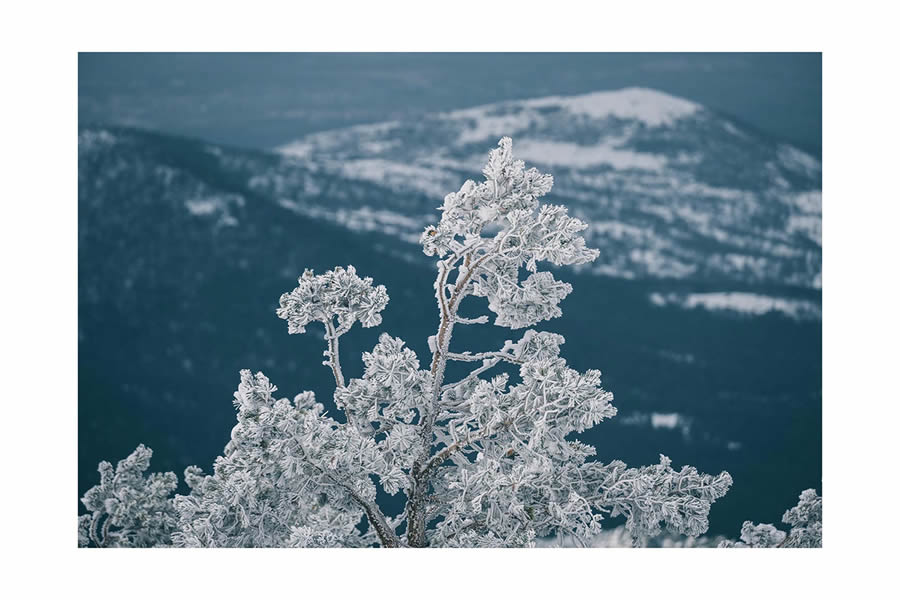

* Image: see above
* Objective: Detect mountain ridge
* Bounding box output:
[274,87,822,290]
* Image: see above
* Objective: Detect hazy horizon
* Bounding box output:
[79,53,821,154]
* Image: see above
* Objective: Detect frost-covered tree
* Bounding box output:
[80,137,738,548]
[719,489,822,548]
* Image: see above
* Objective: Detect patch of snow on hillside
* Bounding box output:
[649,291,821,320]
[184,194,244,227]
[278,141,313,159]
[248,171,322,197]
[79,129,117,152]
[449,108,544,145]
[627,249,697,278]
[777,145,822,177]
[443,87,699,145]
[279,120,402,158]
[589,221,648,241]
[651,413,681,429]
[515,140,667,171]
[783,190,822,214]
[277,199,423,242]
[338,159,454,198]
[524,87,700,126]
[722,121,748,138]
[786,214,822,245]
[185,199,219,216]
[674,181,753,202]
[620,411,693,441]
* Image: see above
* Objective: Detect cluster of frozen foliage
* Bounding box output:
[539,489,822,548]
[77,445,178,548]
[719,489,823,548]
[79,137,818,548]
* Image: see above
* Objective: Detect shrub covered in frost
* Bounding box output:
[719,489,822,548]
[78,444,178,547]
[80,137,819,548]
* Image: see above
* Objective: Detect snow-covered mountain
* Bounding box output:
[277,87,821,290]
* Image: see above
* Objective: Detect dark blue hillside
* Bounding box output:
[79,127,820,536]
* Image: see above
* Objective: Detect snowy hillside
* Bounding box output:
[277,87,821,290]
[78,114,821,535]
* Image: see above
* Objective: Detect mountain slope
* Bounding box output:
[78,122,821,536]
[278,87,821,290]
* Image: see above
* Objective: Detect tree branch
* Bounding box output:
[454,315,489,325]
[321,471,403,548]
[343,485,404,548]
[419,435,487,481]
[323,319,345,389]
[446,350,521,364]
[442,357,502,392]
